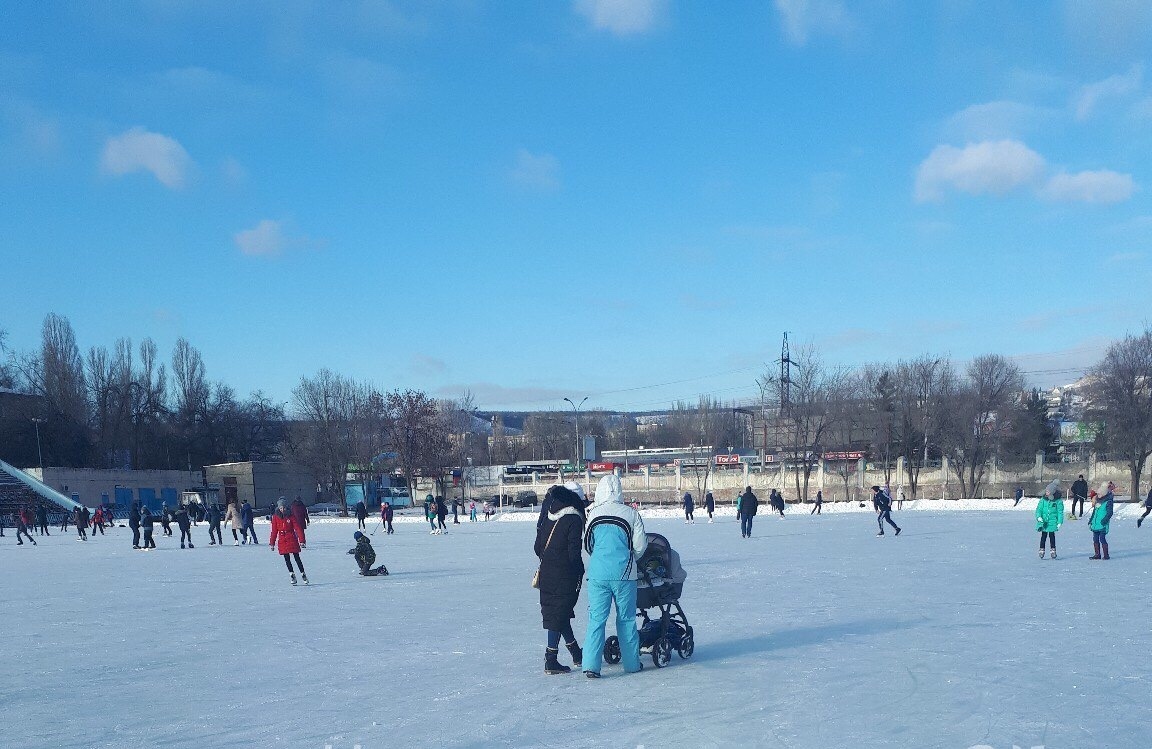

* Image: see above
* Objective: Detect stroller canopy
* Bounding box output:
[638,533,687,585]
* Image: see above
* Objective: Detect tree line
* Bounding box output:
[3,315,1150,505]
[757,330,1152,504]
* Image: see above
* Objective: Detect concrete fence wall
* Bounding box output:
[489,453,1150,506]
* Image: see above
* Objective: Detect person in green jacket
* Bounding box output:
[1088,482,1115,560]
[1035,480,1064,559]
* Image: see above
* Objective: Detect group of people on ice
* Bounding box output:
[1035,478,1117,560]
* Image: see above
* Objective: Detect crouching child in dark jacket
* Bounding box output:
[348,531,388,576]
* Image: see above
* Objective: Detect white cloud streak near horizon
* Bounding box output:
[100,126,192,189]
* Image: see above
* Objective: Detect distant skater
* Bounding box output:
[435,496,448,534]
[140,506,157,549]
[160,504,172,537]
[225,502,241,545]
[35,505,49,536]
[383,501,394,534]
[452,498,460,524]
[206,503,223,545]
[1070,475,1089,519]
[682,492,695,524]
[811,490,823,515]
[1137,487,1152,528]
[739,486,758,538]
[704,492,715,522]
[290,496,309,547]
[130,501,141,549]
[175,505,193,549]
[15,508,37,545]
[1035,480,1063,559]
[771,490,785,518]
[74,505,88,541]
[872,486,901,537]
[469,500,477,522]
[91,506,106,535]
[269,498,307,585]
[240,500,258,544]
[1013,486,1024,507]
[355,500,367,531]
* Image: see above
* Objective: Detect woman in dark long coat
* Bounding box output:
[534,484,586,674]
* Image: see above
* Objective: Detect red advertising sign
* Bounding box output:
[715,454,742,465]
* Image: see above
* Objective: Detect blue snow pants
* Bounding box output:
[582,579,641,675]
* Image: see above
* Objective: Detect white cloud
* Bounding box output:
[574,0,663,36]
[100,127,193,189]
[773,0,854,46]
[943,100,1053,141]
[914,140,1046,203]
[1040,170,1136,204]
[1073,65,1143,120]
[508,148,561,191]
[234,219,287,257]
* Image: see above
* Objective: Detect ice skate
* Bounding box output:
[894,528,901,536]
[1050,550,1056,559]
[301,573,309,584]
[290,573,298,585]
[876,531,884,536]
[188,543,194,549]
[1038,549,1045,558]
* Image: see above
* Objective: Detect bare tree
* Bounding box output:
[384,389,451,500]
[825,373,868,502]
[15,314,91,465]
[1087,329,1152,503]
[892,356,954,499]
[940,354,1025,498]
[288,369,359,510]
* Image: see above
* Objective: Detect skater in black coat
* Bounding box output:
[704,492,715,522]
[175,506,193,549]
[140,507,156,549]
[35,505,49,535]
[354,500,368,530]
[129,502,141,549]
[206,504,223,545]
[739,486,758,538]
[811,490,823,515]
[682,492,695,523]
[435,496,448,532]
[535,485,586,674]
[159,505,173,536]
[1070,475,1089,518]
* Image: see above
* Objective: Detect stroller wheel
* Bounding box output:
[603,636,621,665]
[677,629,694,659]
[652,636,672,668]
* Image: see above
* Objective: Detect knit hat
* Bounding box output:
[276,497,288,511]
[1098,482,1114,496]
[354,531,364,540]
[563,481,586,503]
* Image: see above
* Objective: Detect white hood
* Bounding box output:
[593,474,624,507]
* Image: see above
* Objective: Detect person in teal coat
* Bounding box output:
[1088,482,1115,560]
[1035,480,1064,559]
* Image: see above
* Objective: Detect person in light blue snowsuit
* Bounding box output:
[581,473,648,679]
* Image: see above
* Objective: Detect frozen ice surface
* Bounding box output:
[2,504,1149,749]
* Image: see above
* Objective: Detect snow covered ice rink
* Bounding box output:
[3,504,1150,749]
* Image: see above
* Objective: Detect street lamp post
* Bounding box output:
[31,418,45,472]
[563,397,588,468]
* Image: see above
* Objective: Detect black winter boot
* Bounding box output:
[544,648,570,675]
[566,641,583,667]
[1101,541,1110,560]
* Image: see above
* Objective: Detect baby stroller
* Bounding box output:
[603,533,694,669]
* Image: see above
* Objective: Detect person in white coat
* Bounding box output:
[581,473,647,678]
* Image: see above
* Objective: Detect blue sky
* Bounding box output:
[2,1,1150,412]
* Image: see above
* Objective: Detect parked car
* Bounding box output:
[513,490,538,508]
